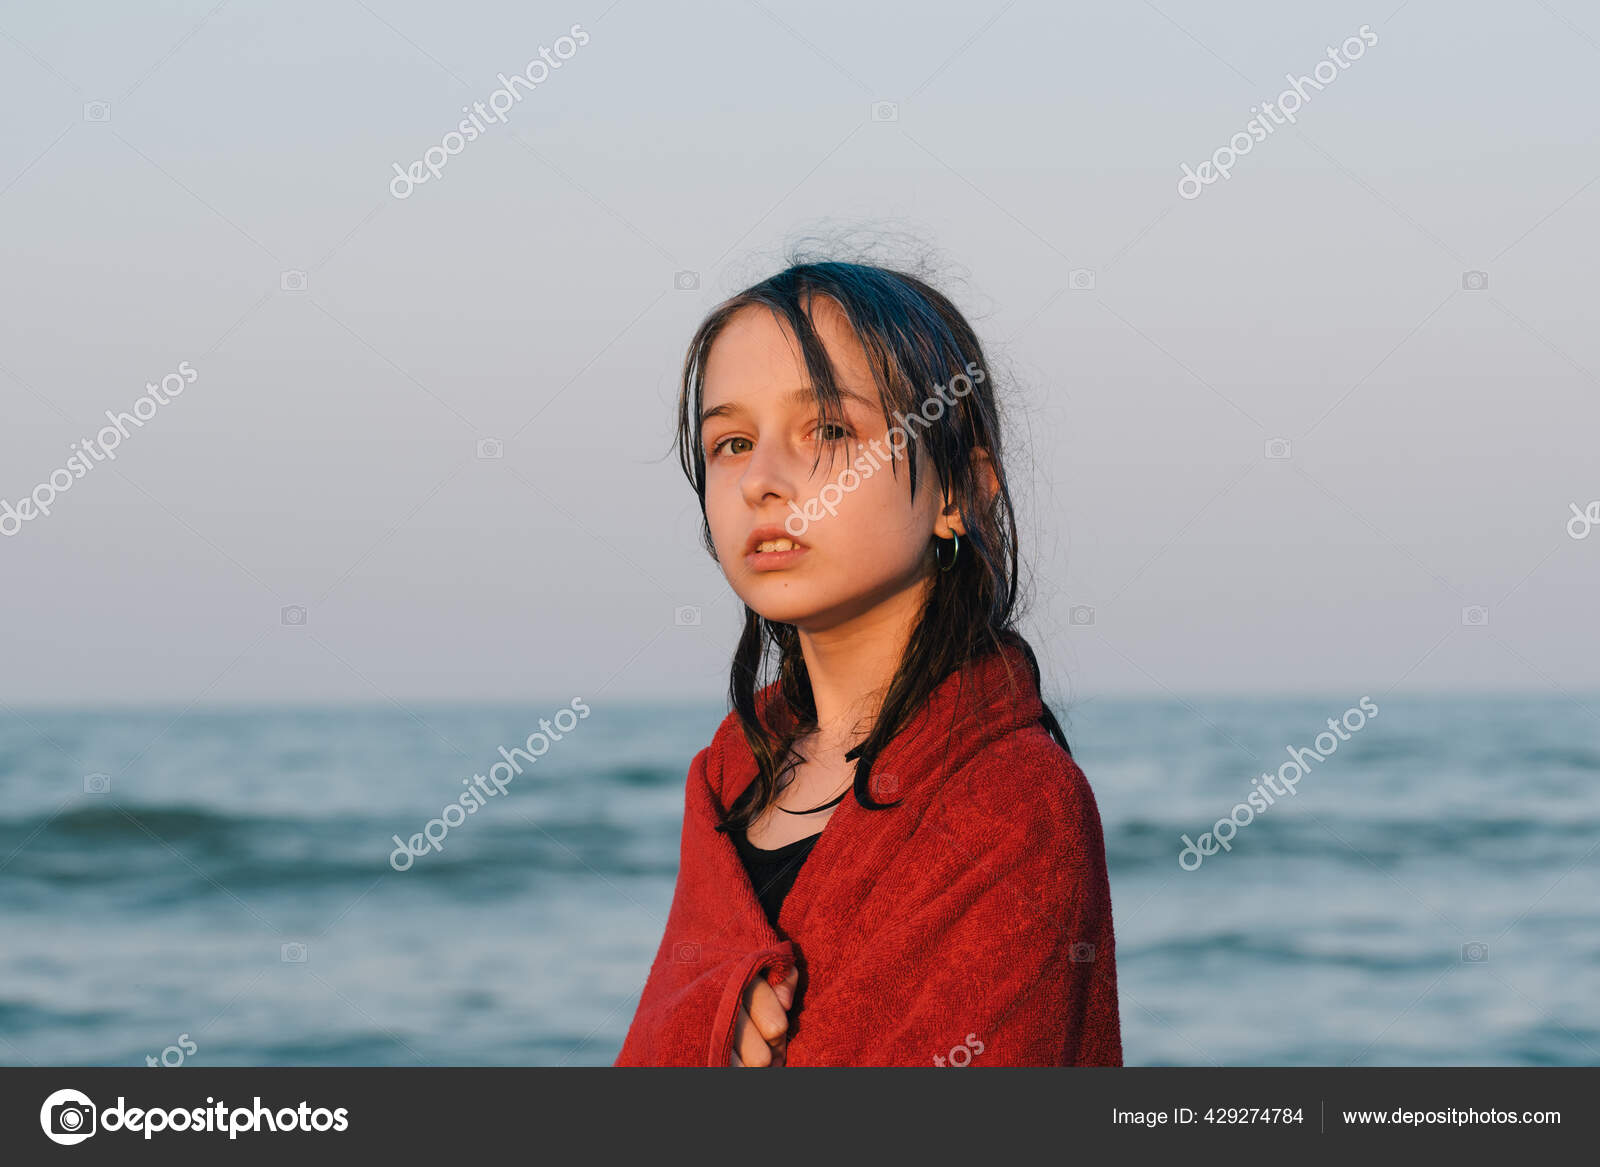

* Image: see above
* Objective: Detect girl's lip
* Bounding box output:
[745,544,810,572]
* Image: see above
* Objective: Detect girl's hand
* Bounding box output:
[729,965,799,1066]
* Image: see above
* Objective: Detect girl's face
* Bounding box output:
[698,298,951,631]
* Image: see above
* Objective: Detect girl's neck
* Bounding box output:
[795,577,929,753]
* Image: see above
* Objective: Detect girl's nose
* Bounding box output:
[739,438,798,507]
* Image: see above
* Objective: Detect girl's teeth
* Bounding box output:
[757,539,795,553]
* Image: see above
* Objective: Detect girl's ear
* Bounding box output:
[936,448,999,538]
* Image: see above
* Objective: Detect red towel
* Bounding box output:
[614,641,1122,1067]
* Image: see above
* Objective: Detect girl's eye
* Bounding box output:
[708,424,847,458]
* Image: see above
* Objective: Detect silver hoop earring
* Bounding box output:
[936,531,960,572]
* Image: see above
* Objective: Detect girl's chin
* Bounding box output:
[731,586,826,627]
[739,598,818,625]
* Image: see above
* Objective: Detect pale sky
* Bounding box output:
[1,0,1597,705]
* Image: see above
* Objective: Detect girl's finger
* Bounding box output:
[736,1006,773,1067]
[776,965,799,1010]
[747,982,790,1045]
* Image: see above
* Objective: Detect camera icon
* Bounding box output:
[280,270,308,293]
[1461,605,1489,627]
[281,941,308,963]
[872,771,901,800]
[1069,604,1096,627]
[674,605,701,627]
[48,1097,97,1142]
[1069,268,1096,291]
[83,101,111,123]
[673,942,701,963]
[674,270,700,291]
[476,437,504,460]
[1265,437,1292,460]
[1461,942,1489,963]
[281,605,307,627]
[83,772,111,795]
[871,101,899,122]
[1069,941,1095,963]
[1461,270,1489,291]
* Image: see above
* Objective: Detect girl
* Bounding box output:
[614,259,1121,1067]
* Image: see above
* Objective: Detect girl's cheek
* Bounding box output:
[703,502,734,555]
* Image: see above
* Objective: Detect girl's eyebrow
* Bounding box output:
[700,385,875,429]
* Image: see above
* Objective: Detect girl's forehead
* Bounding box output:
[705,310,804,379]
[703,303,871,405]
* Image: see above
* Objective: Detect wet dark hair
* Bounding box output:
[673,258,1071,833]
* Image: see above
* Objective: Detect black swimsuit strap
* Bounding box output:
[774,741,864,815]
[776,787,848,815]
